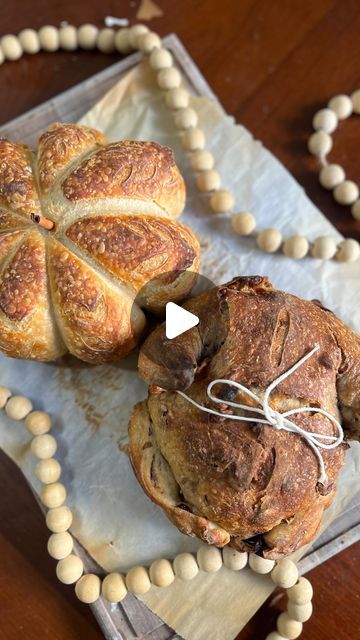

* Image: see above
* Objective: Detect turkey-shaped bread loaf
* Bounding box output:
[129,276,360,558]
[0,123,199,363]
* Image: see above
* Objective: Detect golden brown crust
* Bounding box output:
[0,139,40,217]
[65,214,200,309]
[37,123,107,195]
[130,276,359,558]
[0,230,66,361]
[47,239,146,363]
[0,209,31,232]
[0,231,24,266]
[62,140,185,217]
[0,123,198,363]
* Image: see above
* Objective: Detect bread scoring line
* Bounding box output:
[177,345,344,485]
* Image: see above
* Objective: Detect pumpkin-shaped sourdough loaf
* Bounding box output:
[0,123,200,363]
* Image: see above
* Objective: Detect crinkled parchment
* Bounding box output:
[0,61,359,640]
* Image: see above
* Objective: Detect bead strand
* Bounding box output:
[309,91,360,221]
[0,382,313,636]
[0,23,357,261]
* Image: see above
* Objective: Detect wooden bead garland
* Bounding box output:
[0,23,357,262]
[0,384,314,638]
[102,572,128,603]
[0,21,329,632]
[309,92,360,222]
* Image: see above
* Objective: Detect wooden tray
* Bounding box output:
[1,33,359,640]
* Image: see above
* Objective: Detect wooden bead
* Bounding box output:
[328,94,352,119]
[59,25,78,51]
[5,395,32,420]
[75,574,101,603]
[173,553,199,580]
[287,600,313,623]
[157,67,182,90]
[126,566,151,594]
[138,32,161,54]
[277,612,303,639]
[102,572,127,602]
[0,385,11,408]
[249,554,275,574]
[128,24,149,49]
[231,212,256,236]
[18,28,40,54]
[287,577,313,605]
[1,35,23,60]
[351,89,360,114]
[114,28,132,54]
[209,189,234,213]
[334,180,359,205]
[256,228,282,253]
[308,130,332,156]
[351,199,360,220]
[35,458,61,484]
[265,633,288,640]
[25,410,52,435]
[30,434,57,459]
[47,531,73,559]
[149,47,172,70]
[41,482,67,508]
[97,28,115,54]
[174,107,199,130]
[197,546,222,573]
[56,554,83,584]
[271,559,299,588]
[46,506,73,533]
[190,149,215,171]
[312,108,338,133]
[311,236,337,260]
[282,235,309,260]
[182,128,206,151]
[222,547,248,571]
[38,26,59,52]
[149,558,175,587]
[336,238,360,263]
[165,87,189,109]
[196,169,221,192]
[78,24,99,50]
[319,163,345,189]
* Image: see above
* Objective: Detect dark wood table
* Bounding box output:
[0,1,359,639]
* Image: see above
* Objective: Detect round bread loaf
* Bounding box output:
[129,276,360,558]
[0,123,199,363]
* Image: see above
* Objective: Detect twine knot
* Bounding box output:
[177,345,344,485]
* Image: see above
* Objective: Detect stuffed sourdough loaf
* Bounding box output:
[129,276,360,558]
[0,123,200,363]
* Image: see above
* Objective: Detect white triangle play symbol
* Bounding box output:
[165,302,199,340]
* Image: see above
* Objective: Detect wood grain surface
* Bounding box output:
[0,1,359,639]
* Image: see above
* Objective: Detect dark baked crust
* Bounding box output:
[129,276,360,557]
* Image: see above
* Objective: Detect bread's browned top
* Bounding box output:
[0,123,198,363]
[66,214,197,291]
[0,139,40,216]
[62,140,185,217]
[129,276,360,557]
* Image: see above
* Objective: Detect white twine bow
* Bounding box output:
[176,345,344,484]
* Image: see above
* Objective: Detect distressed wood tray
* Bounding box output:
[1,33,359,640]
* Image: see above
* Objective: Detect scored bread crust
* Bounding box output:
[0,123,199,363]
[129,276,360,558]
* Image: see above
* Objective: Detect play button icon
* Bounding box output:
[165,302,199,339]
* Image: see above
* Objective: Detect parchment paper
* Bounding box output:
[0,60,359,640]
